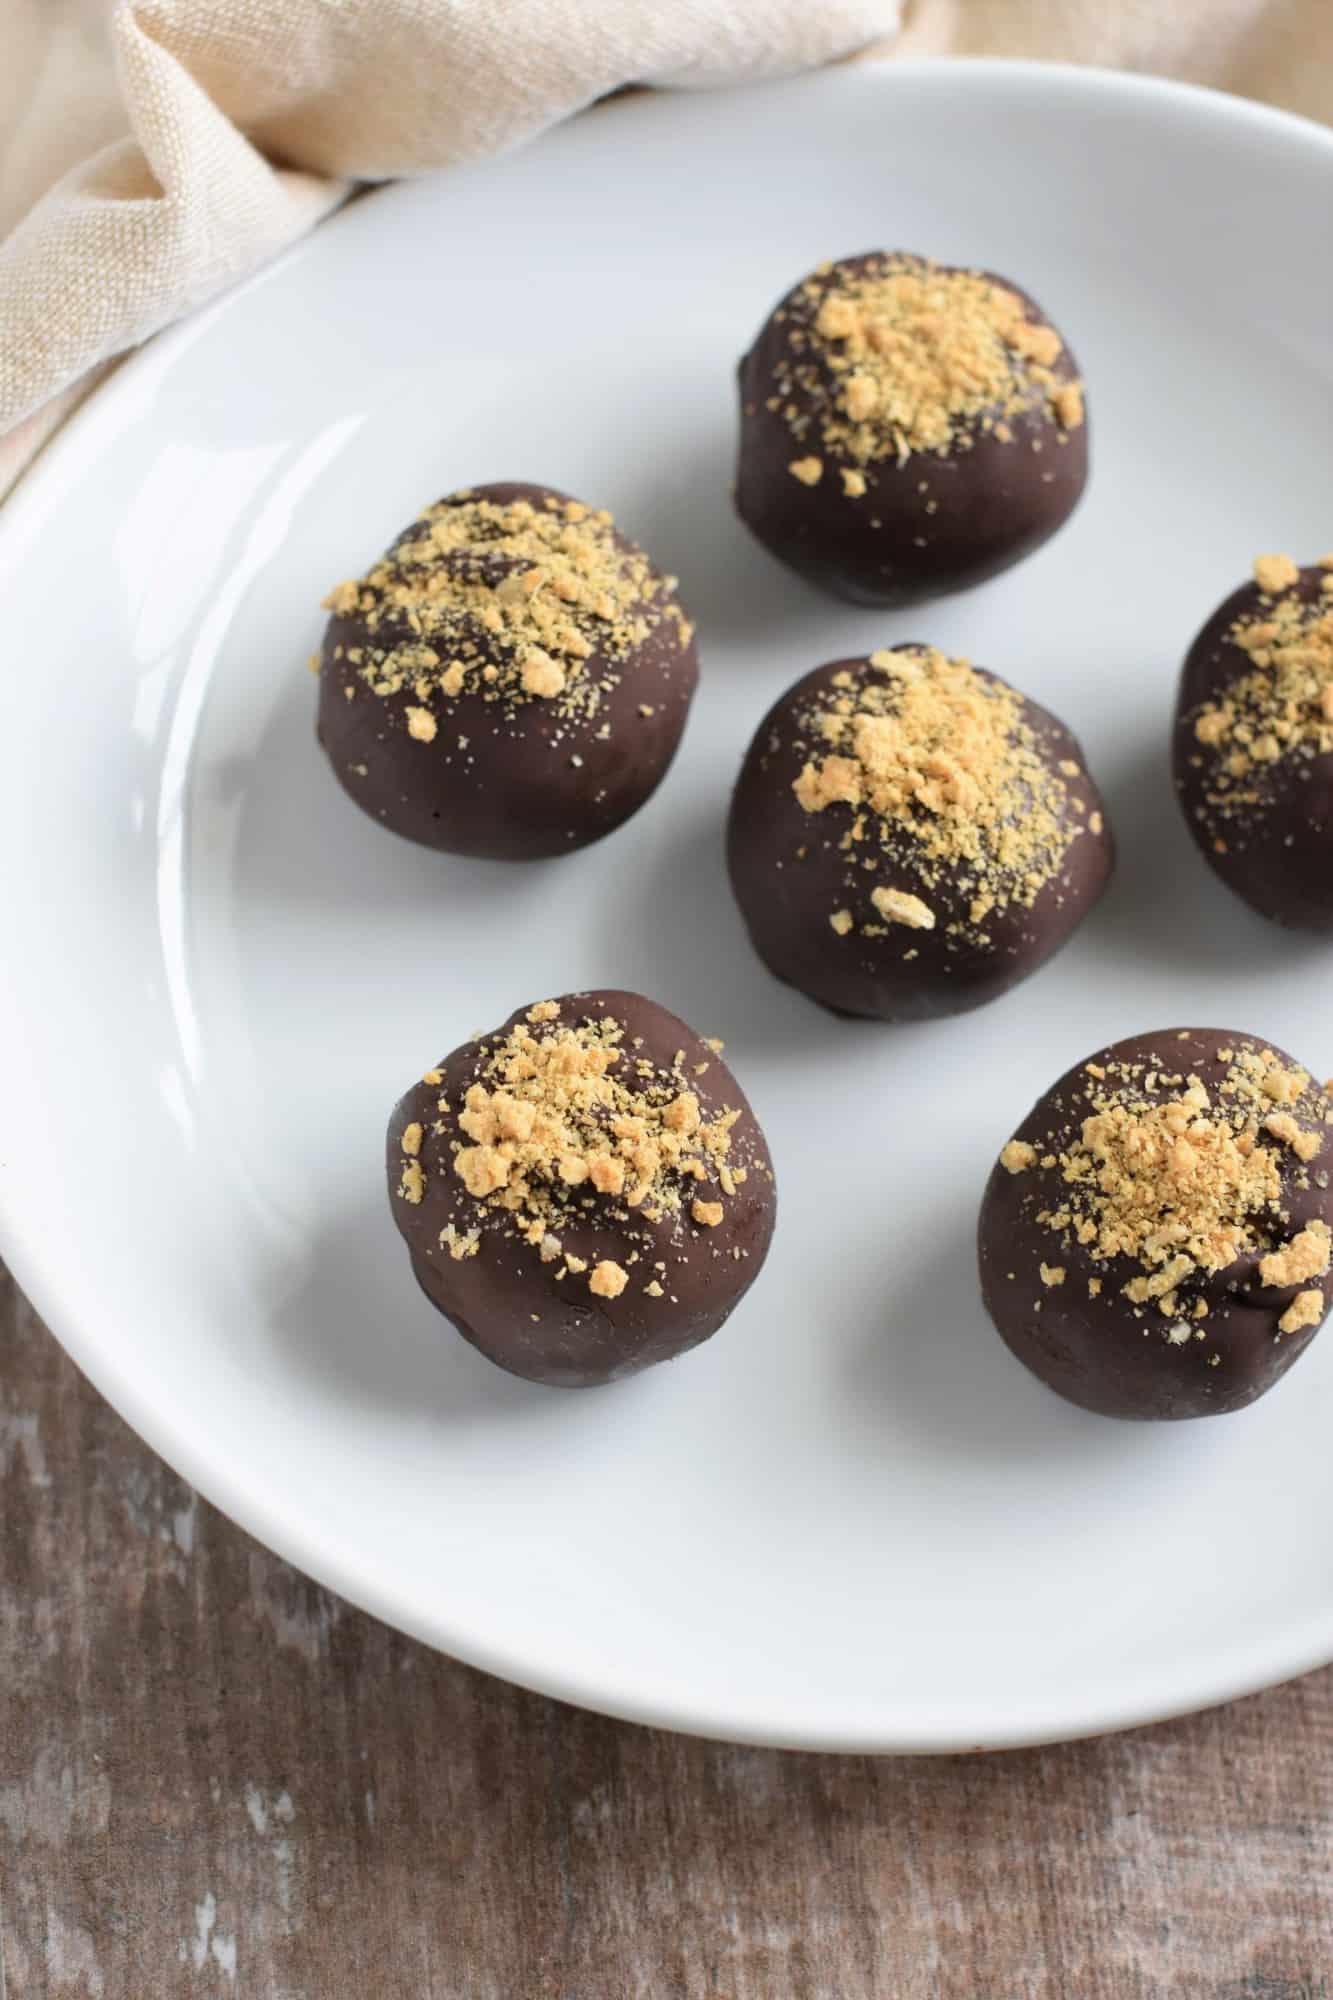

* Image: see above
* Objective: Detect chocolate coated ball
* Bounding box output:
[735,251,1088,607]
[727,645,1112,1022]
[317,483,698,860]
[387,990,777,1387]
[1173,554,1333,931]
[979,1029,1333,1420]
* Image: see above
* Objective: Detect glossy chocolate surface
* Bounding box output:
[387,990,777,1387]
[726,649,1113,1022]
[318,483,698,860]
[979,1030,1332,1420]
[1173,563,1333,932]
[735,253,1087,607]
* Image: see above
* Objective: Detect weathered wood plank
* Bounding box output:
[2,1262,1330,1998]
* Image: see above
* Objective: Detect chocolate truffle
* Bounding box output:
[727,645,1112,1022]
[386,990,777,1387]
[979,1029,1333,1420]
[735,251,1088,606]
[1173,553,1333,931]
[316,483,698,859]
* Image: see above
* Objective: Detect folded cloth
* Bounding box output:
[2,0,1331,496]
[0,0,898,490]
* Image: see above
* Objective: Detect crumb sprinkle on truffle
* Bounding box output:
[406,1000,754,1303]
[320,489,691,737]
[789,647,1087,945]
[1006,1038,1330,1342]
[1280,1288,1326,1335]
[1187,559,1333,836]
[767,254,1085,477]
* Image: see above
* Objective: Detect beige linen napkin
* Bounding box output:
[3,0,1331,497]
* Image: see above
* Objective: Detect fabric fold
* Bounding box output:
[0,0,900,448]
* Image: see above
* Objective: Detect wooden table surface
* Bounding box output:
[3,1261,1330,1999]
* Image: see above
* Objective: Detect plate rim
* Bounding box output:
[4,57,1333,1752]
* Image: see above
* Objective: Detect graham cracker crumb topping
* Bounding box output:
[429,1004,748,1301]
[1259,1221,1330,1289]
[769,254,1083,477]
[1000,1140,1037,1174]
[1013,1039,1330,1339]
[1279,1288,1326,1335]
[1264,1111,1322,1163]
[589,1260,629,1299]
[321,490,689,735]
[1254,552,1301,595]
[1052,383,1084,431]
[792,648,1087,945]
[870,886,935,930]
[1188,561,1333,831]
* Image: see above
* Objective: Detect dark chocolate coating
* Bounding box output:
[726,650,1113,1022]
[317,483,698,860]
[735,252,1088,608]
[979,1030,1333,1420]
[386,990,777,1387]
[1173,564,1333,931]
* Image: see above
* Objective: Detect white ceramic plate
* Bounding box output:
[4,62,1333,1752]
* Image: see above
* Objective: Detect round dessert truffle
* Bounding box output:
[316,483,698,860]
[735,251,1088,607]
[727,645,1112,1022]
[386,990,777,1387]
[1173,553,1333,931]
[979,1029,1333,1421]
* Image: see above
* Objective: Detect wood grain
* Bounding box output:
[2,1259,1330,1999]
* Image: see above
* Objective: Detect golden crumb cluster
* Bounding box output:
[1006,1043,1331,1337]
[792,648,1086,943]
[401,1004,746,1301]
[1189,556,1333,822]
[321,491,691,728]
[770,256,1084,485]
